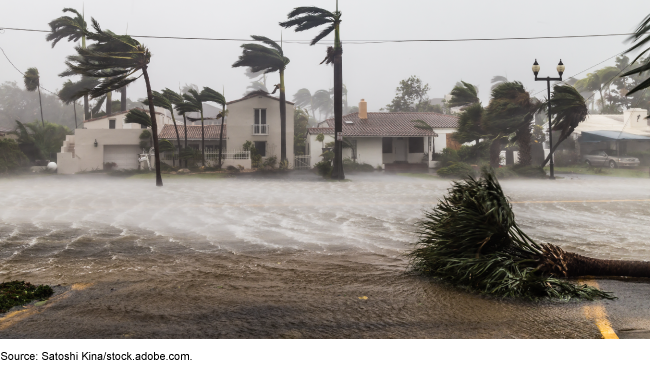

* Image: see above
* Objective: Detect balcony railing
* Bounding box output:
[252,124,269,135]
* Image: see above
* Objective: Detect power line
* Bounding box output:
[0,26,635,44]
[0,45,59,96]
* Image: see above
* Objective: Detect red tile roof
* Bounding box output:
[226,90,295,106]
[158,124,226,140]
[307,112,458,137]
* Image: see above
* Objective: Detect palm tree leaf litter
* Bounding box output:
[409,168,620,300]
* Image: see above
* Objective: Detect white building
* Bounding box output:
[305,99,458,169]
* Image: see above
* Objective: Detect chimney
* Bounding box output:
[359,99,368,119]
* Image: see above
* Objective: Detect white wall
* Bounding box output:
[227,96,294,166]
[57,129,142,174]
[355,138,383,167]
[84,107,172,131]
[433,129,457,153]
[306,133,335,167]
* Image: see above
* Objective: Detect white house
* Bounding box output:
[57,91,295,173]
[305,99,458,169]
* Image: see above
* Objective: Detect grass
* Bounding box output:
[127,172,230,180]
[0,281,54,313]
[547,164,650,178]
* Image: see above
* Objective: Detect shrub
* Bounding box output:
[263,156,278,168]
[226,165,240,173]
[438,148,461,167]
[343,159,375,172]
[0,281,54,313]
[0,139,29,173]
[314,160,332,177]
[437,162,476,178]
[103,162,117,171]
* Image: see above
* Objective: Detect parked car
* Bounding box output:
[583,149,640,168]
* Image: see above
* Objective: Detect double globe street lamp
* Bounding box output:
[533,59,565,180]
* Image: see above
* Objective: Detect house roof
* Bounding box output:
[226,90,295,106]
[581,130,650,142]
[307,112,458,137]
[569,113,650,137]
[158,124,226,140]
[83,107,166,123]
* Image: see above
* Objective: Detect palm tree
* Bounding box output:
[152,91,182,163]
[232,35,290,164]
[573,67,619,114]
[62,18,163,186]
[281,3,344,179]
[484,82,537,167]
[621,14,650,96]
[47,7,91,120]
[490,75,508,91]
[162,88,186,148]
[313,89,334,120]
[182,88,226,167]
[448,81,479,109]
[409,168,650,300]
[23,68,44,127]
[538,85,588,167]
[293,88,317,119]
[12,120,70,161]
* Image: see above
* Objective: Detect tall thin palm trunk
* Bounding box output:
[84,94,90,120]
[218,104,225,168]
[171,114,181,166]
[37,86,45,127]
[120,86,127,111]
[106,91,113,116]
[279,70,287,163]
[183,114,188,168]
[142,67,162,187]
[331,51,344,179]
[201,109,205,167]
[73,101,78,129]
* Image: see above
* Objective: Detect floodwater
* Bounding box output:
[1,172,650,338]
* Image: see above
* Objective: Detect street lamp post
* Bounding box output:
[532,59,564,180]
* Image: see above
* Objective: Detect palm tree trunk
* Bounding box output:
[218,103,225,168]
[599,89,604,114]
[331,49,344,180]
[106,91,112,116]
[171,114,181,165]
[73,101,78,129]
[183,114,188,168]
[542,244,650,277]
[142,66,163,187]
[279,70,287,164]
[489,138,501,168]
[120,86,127,112]
[201,109,205,167]
[84,94,90,120]
[517,122,532,166]
[37,86,45,127]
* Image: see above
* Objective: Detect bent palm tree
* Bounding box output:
[573,67,619,113]
[181,89,206,166]
[538,85,588,167]
[293,88,317,119]
[152,91,182,162]
[281,3,344,179]
[47,7,92,120]
[410,168,650,300]
[232,35,290,164]
[201,88,226,167]
[62,19,163,186]
[490,75,509,91]
[24,68,44,127]
[448,81,479,109]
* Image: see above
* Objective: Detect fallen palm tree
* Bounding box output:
[409,169,650,300]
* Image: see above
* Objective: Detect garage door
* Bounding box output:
[103,145,141,170]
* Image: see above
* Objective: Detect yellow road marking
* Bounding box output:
[580,279,619,339]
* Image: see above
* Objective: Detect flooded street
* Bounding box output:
[1,173,650,338]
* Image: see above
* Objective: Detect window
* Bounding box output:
[382,138,393,153]
[254,109,267,125]
[408,137,424,153]
[109,119,116,129]
[254,141,266,157]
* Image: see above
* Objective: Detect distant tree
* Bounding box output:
[490,75,508,91]
[385,76,433,112]
[162,88,189,165]
[313,89,333,119]
[23,68,45,127]
[294,108,309,154]
[573,67,619,114]
[293,88,317,119]
[448,81,479,109]
[11,120,70,161]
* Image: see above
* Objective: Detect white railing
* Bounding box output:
[252,124,269,135]
[162,149,250,161]
[294,155,311,170]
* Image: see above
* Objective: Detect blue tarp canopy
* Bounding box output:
[580,130,650,143]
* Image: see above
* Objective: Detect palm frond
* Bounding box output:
[23,68,40,92]
[251,35,283,55]
[200,87,226,106]
[162,88,184,106]
[311,23,337,46]
[46,7,87,47]
[448,81,479,108]
[124,108,151,127]
[412,119,433,131]
[91,95,107,115]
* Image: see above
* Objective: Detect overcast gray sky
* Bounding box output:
[1,0,649,113]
